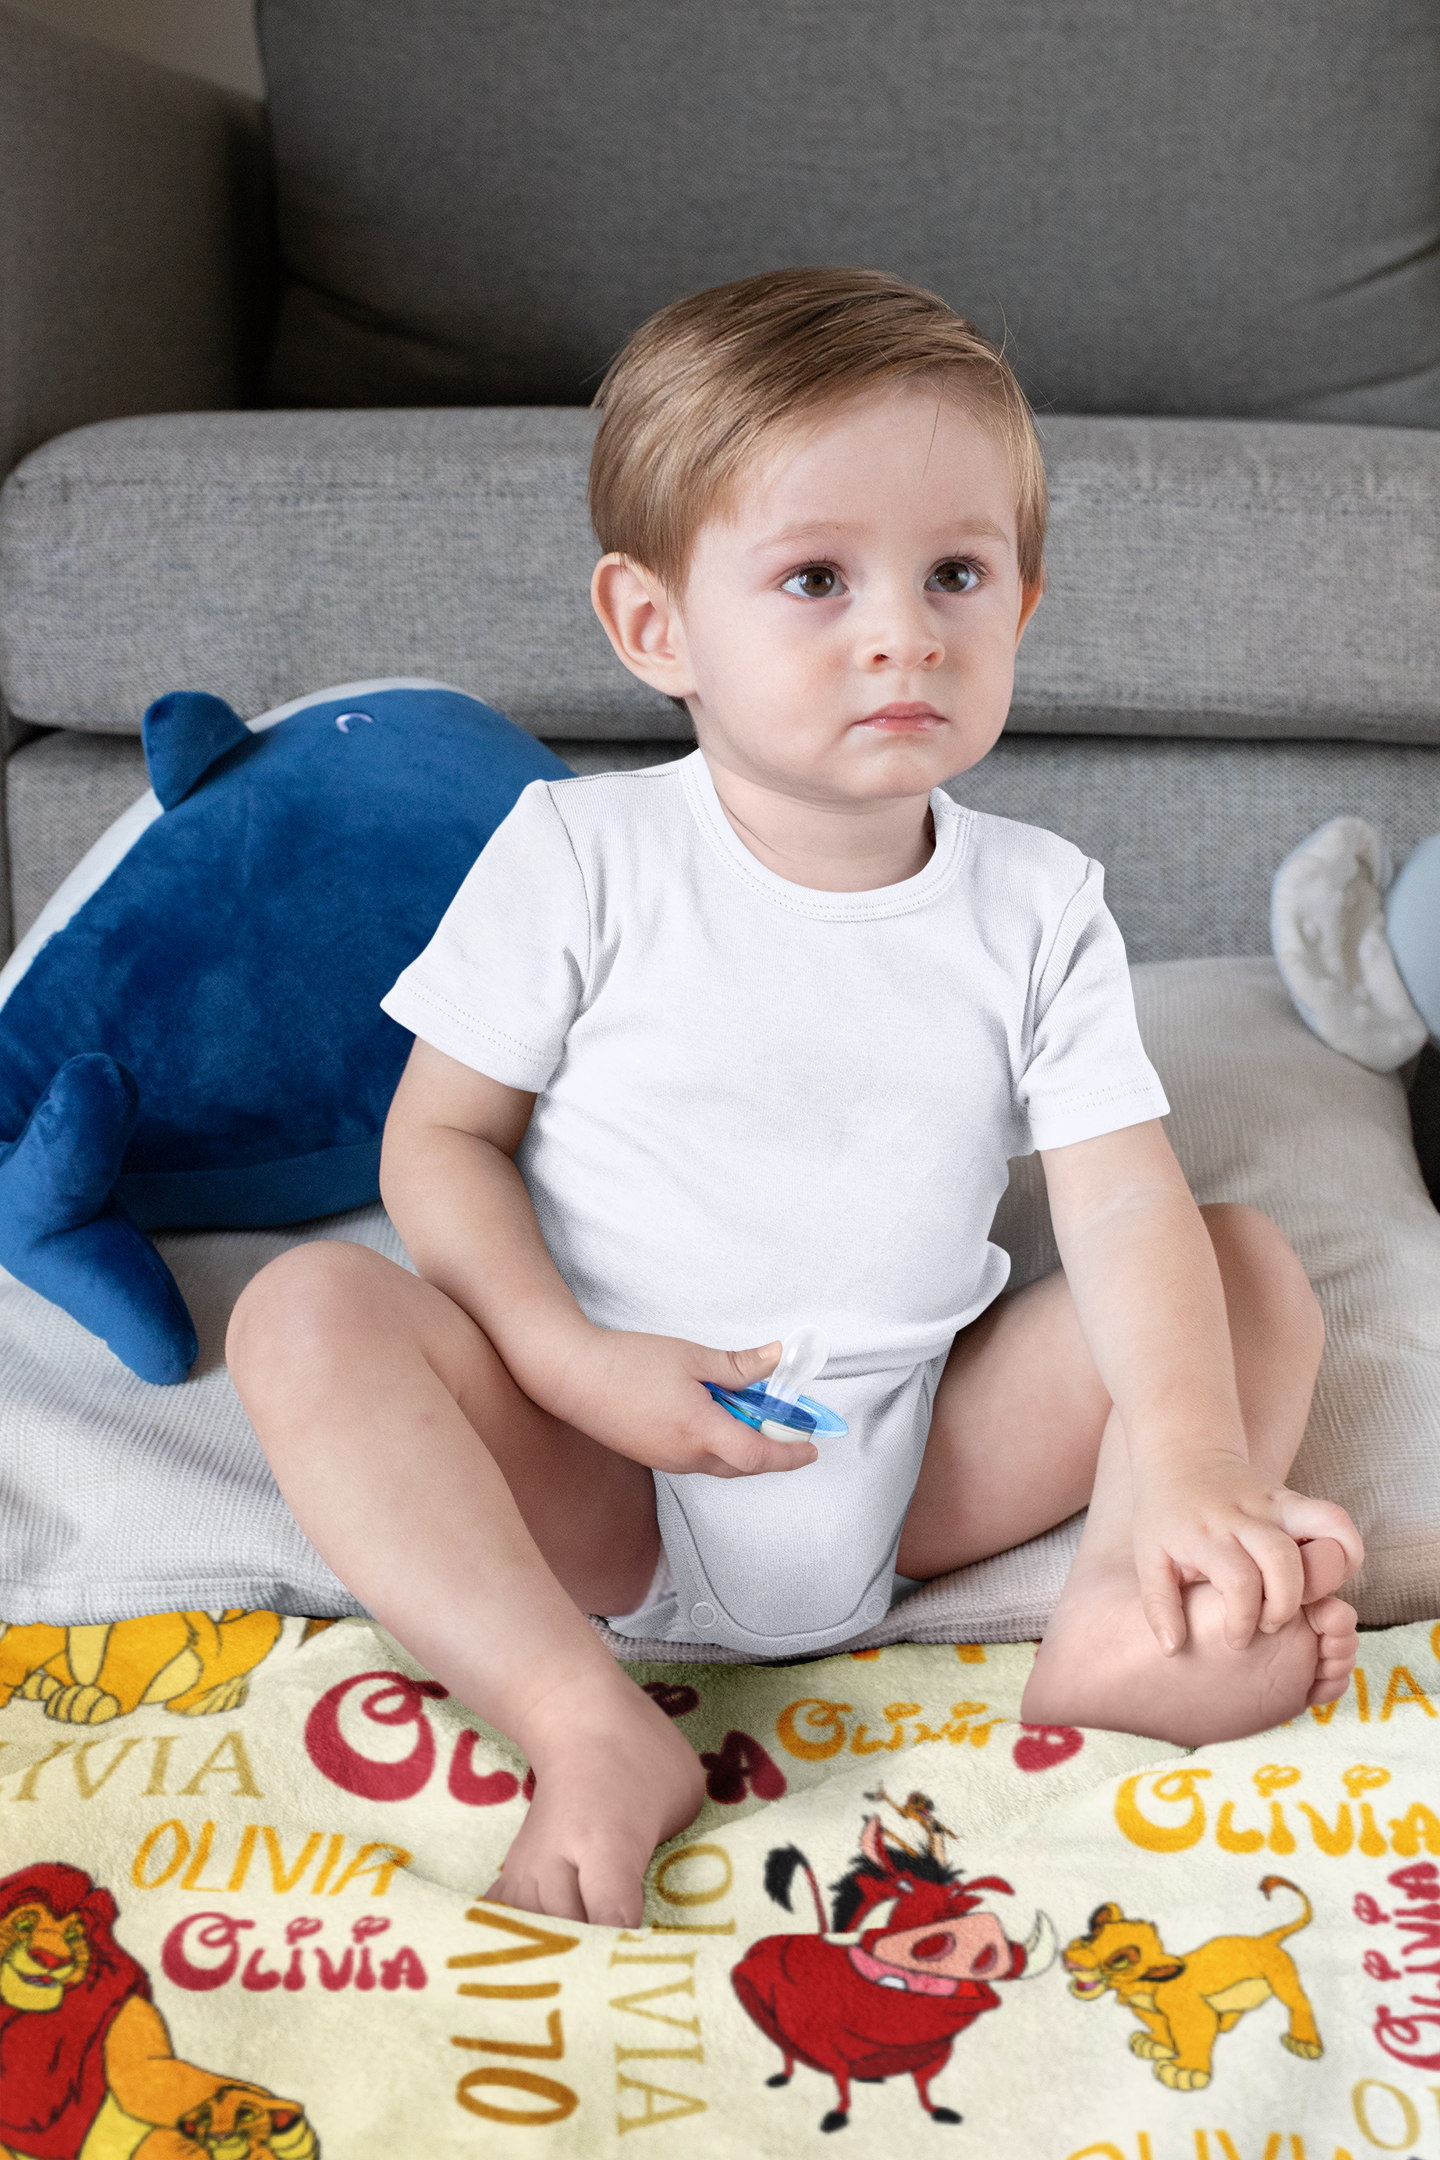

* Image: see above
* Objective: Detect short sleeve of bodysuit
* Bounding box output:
[1016,856,1168,1152]
[381,780,587,1092]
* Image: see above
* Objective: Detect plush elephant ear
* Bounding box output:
[1271,815,1429,1072]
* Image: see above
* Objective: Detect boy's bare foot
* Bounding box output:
[485,1668,705,1926]
[1021,1537,1359,1748]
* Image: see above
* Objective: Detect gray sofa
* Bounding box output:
[1,0,1438,1646]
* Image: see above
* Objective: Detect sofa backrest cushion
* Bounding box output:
[4,410,1437,744]
[258,0,1440,426]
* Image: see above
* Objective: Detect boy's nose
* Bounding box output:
[863,630,943,671]
[858,596,944,671]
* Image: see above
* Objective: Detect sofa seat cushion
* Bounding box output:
[4,410,1439,744]
[11,727,1440,970]
[2,957,1436,1645]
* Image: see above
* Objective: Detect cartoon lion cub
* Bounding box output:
[1062,1876,1322,2091]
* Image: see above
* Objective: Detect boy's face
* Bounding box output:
[593,382,1041,806]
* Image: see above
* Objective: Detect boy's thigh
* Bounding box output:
[234,1240,658,1583]
[899,1271,1111,1575]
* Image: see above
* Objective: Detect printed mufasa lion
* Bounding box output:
[0,1863,317,2159]
[1062,1875,1322,2091]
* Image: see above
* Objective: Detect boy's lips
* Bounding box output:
[857,703,946,730]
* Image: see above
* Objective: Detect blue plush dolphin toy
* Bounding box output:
[0,680,568,1383]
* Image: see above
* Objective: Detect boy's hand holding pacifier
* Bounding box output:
[1130,1451,1363,1656]
[550,1328,821,1478]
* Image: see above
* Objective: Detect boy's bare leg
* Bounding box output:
[227,1241,704,1926]
[898,1204,1358,1746]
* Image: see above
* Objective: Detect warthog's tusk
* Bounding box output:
[1018,1911,1059,1978]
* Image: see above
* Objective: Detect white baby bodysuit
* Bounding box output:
[381,750,1169,1651]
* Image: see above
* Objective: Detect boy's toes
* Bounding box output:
[486,1853,587,1924]
[1298,1537,1350,1602]
[1305,1593,1358,1650]
[1305,1671,1350,1707]
[1301,1595,1358,1706]
[578,1855,645,1931]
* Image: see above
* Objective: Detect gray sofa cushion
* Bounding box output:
[10,724,1440,968]
[4,410,1439,743]
[258,0,1440,427]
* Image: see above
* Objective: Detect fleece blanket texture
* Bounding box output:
[0,1610,1437,2160]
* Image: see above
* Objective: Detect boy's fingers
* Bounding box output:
[1236,1524,1305,1633]
[708,1341,784,1388]
[1207,1545,1265,1650]
[1276,1493,1365,1580]
[1137,1554,1186,1657]
[578,1854,644,1931]
[707,1420,817,1477]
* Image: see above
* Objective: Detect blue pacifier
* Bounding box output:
[705,1324,849,1441]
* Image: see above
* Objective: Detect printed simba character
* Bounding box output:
[0,1611,285,1724]
[1063,1875,1322,2090]
[0,1863,317,2159]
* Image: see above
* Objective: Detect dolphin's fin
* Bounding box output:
[143,691,251,810]
[0,1054,199,1383]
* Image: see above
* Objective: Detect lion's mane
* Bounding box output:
[0,1861,151,2160]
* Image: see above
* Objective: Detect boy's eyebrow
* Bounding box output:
[749,516,1014,554]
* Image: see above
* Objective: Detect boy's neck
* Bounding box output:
[699,749,937,893]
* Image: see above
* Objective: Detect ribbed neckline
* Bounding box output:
[679,748,968,922]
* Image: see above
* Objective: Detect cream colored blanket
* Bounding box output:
[1,1611,1437,2159]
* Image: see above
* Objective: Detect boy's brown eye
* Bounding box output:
[782,566,841,599]
[927,561,981,594]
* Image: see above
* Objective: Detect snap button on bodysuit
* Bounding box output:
[689,1601,717,1629]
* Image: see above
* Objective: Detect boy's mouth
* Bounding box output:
[857,703,946,731]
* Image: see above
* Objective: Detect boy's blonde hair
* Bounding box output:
[589,267,1047,592]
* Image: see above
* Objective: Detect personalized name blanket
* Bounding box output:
[0,1611,1436,2159]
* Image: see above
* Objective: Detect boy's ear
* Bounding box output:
[590,554,697,699]
[1015,578,1044,647]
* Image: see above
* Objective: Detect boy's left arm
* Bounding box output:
[1040,1120,1362,1655]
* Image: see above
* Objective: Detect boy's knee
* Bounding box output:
[1200,1202,1324,1360]
[227,1239,391,1387]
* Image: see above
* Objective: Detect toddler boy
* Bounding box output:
[229,269,1361,1928]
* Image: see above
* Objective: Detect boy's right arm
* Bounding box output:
[379,1039,811,1478]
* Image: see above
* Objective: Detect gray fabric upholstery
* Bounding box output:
[0,1,270,487]
[11,723,1440,969]
[5,410,1439,743]
[258,0,1440,426]
[949,736,1440,966]
[7,730,152,942]
[1019,420,1440,741]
